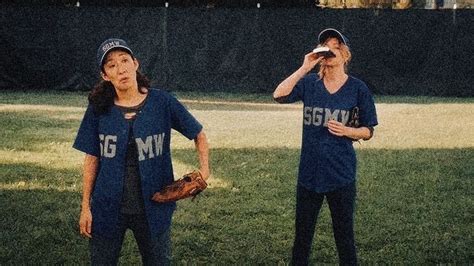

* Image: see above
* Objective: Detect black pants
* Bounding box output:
[90,213,171,266]
[292,183,357,266]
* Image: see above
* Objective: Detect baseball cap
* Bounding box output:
[97,38,134,68]
[318,28,349,47]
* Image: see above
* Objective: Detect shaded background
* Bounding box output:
[0,7,472,96]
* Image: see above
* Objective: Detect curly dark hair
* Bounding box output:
[88,71,150,115]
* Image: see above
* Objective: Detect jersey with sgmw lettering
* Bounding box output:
[277,74,378,193]
[73,89,202,238]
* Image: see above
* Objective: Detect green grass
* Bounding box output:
[0,90,89,107]
[1,91,473,264]
[2,89,474,105]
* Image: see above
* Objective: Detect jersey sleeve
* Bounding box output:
[73,105,101,157]
[274,73,313,104]
[168,95,203,140]
[357,84,378,128]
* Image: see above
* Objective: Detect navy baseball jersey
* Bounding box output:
[73,88,203,237]
[277,74,378,192]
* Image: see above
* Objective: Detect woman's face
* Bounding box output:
[322,37,347,67]
[101,50,139,92]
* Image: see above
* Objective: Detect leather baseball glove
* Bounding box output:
[151,171,207,203]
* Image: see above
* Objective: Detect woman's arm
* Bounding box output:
[79,154,99,238]
[327,120,374,141]
[273,52,323,99]
[194,130,210,180]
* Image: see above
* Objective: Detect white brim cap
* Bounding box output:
[318,28,349,47]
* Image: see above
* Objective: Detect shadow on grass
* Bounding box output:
[1,148,472,264]
[0,111,79,152]
[0,162,80,188]
[172,147,473,264]
[0,189,85,264]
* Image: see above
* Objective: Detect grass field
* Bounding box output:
[1,90,473,264]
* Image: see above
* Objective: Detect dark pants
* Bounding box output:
[292,183,357,266]
[90,213,171,266]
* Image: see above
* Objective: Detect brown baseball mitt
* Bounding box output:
[151,171,207,203]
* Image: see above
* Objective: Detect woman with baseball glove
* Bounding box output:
[74,38,209,265]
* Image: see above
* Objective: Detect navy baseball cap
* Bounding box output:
[318,28,349,47]
[97,38,134,68]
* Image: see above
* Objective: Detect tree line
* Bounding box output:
[1,0,470,8]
